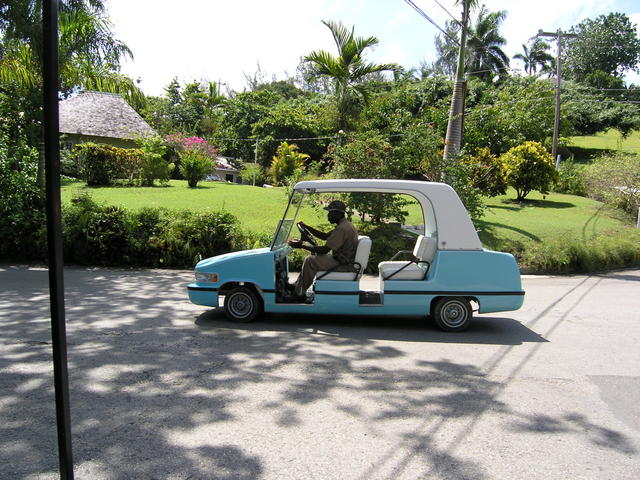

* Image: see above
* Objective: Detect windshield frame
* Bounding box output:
[270,190,304,250]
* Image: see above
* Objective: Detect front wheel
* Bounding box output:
[432,297,472,332]
[224,287,262,323]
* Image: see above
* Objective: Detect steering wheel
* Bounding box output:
[296,222,317,246]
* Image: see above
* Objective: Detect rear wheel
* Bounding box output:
[432,297,472,332]
[224,287,262,323]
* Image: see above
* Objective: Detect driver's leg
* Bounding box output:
[294,255,339,297]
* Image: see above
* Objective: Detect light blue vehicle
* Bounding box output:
[187,179,524,331]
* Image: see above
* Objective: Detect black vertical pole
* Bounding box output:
[42,1,74,478]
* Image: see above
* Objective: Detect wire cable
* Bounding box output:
[432,0,459,24]
[403,0,460,45]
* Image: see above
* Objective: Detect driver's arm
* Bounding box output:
[287,240,330,255]
[301,223,330,241]
[303,244,330,255]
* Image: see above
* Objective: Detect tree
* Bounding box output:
[434,3,508,81]
[334,133,408,223]
[562,13,640,82]
[304,19,398,130]
[466,7,510,81]
[464,78,558,154]
[513,38,554,75]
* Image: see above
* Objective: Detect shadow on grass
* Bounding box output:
[476,220,539,245]
[494,198,576,209]
[568,146,614,163]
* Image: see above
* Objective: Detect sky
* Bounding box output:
[105,0,640,96]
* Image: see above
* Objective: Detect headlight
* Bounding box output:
[195,272,218,283]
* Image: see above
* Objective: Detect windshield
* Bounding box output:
[270,191,304,250]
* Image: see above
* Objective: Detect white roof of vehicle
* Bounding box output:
[294,179,482,250]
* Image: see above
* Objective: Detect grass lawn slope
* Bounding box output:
[62,179,640,273]
[568,129,640,161]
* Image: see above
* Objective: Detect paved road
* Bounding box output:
[1,265,639,479]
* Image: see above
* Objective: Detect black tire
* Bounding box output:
[432,297,472,332]
[224,287,262,323]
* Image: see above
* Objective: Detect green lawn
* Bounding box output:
[568,129,640,162]
[62,179,631,249]
[61,179,330,233]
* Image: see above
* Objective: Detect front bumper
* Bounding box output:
[187,283,219,307]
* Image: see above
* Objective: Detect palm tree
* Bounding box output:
[434,5,509,81]
[466,7,510,80]
[304,20,398,130]
[1,4,142,107]
[513,38,554,75]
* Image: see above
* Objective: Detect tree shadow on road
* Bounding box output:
[0,266,636,479]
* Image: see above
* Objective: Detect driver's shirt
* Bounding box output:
[325,217,358,265]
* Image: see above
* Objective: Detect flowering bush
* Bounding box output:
[165,134,221,166]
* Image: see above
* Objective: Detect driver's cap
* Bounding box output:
[324,200,347,213]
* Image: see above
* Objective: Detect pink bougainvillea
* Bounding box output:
[165,134,222,167]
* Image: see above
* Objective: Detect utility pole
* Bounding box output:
[443,0,471,160]
[43,0,74,478]
[537,29,578,163]
[253,139,260,186]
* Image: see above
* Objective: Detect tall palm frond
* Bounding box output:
[305,19,398,129]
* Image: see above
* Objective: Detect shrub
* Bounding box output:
[62,194,131,265]
[553,158,587,196]
[61,193,242,268]
[500,141,558,201]
[156,210,240,267]
[72,143,145,186]
[584,153,640,215]
[0,129,45,259]
[520,228,640,274]
[240,162,268,186]
[75,143,120,186]
[269,142,309,186]
[464,147,508,197]
[178,150,213,188]
[139,136,173,186]
[117,147,145,185]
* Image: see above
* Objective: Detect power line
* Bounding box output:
[403,0,459,45]
[431,0,459,24]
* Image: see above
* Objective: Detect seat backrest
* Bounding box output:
[412,235,437,262]
[354,235,372,278]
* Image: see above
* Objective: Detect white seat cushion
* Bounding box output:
[378,235,437,281]
[378,261,428,280]
[316,235,371,281]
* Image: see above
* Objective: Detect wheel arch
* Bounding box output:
[430,295,478,314]
[219,281,265,301]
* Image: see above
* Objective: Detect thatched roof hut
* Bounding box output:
[59,92,154,148]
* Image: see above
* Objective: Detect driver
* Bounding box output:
[287,200,358,301]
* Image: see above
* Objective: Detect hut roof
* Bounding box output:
[59,92,154,140]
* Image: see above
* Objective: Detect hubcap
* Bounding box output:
[229,293,252,318]
[442,301,467,327]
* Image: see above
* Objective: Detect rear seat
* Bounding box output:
[378,235,437,281]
